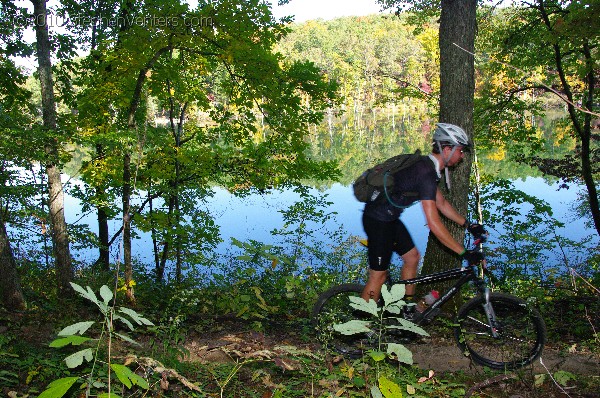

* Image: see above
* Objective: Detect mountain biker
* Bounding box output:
[361,122,486,302]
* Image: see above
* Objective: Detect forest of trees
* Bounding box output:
[0,0,598,396]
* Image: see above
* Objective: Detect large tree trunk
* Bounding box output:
[32,0,73,295]
[421,0,477,295]
[97,203,110,270]
[95,143,110,271]
[120,0,137,305]
[0,214,27,311]
[122,151,135,304]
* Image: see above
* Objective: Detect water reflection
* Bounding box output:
[64,176,594,270]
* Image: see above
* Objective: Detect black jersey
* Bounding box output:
[363,155,439,222]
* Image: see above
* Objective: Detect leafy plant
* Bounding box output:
[39,282,154,398]
[332,284,429,396]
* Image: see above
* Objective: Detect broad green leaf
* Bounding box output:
[50,335,91,348]
[389,284,406,301]
[58,321,95,336]
[114,332,141,346]
[98,393,121,398]
[534,374,546,387]
[381,284,406,306]
[333,320,371,335]
[86,286,100,306]
[380,285,393,307]
[111,364,149,389]
[69,282,87,296]
[64,348,94,368]
[129,372,149,389]
[387,343,413,365]
[37,377,79,398]
[368,350,386,362]
[386,318,429,336]
[379,375,403,398]
[118,307,154,326]
[111,364,133,388]
[100,285,113,305]
[69,283,98,306]
[553,370,576,386]
[113,314,135,331]
[348,296,378,316]
[97,301,109,316]
[385,302,405,315]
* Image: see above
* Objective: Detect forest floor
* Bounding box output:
[4,310,599,397]
[182,317,600,398]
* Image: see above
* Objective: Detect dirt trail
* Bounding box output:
[406,337,600,376]
[184,329,600,377]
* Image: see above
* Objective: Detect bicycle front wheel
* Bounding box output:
[311,283,371,357]
[455,292,546,370]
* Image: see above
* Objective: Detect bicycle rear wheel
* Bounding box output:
[455,292,546,370]
[311,283,373,357]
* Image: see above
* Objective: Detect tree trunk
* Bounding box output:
[122,151,135,304]
[95,144,111,271]
[0,213,27,311]
[32,0,73,296]
[97,205,110,269]
[421,0,476,296]
[120,0,137,305]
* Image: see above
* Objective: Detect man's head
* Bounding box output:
[432,123,470,151]
[431,123,470,167]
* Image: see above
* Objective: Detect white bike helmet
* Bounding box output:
[433,123,470,148]
[432,123,470,190]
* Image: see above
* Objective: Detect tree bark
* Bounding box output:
[95,144,111,271]
[421,0,477,294]
[122,151,135,304]
[0,213,27,311]
[32,0,73,295]
[119,0,137,305]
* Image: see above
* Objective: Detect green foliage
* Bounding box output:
[474,177,595,286]
[471,175,599,345]
[474,1,600,234]
[40,283,154,397]
[334,284,428,366]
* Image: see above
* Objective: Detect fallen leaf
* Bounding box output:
[417,370,435,383]
[273,357,301,371]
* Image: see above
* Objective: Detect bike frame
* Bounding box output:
[390,265,482,321]
[388,244,499,337]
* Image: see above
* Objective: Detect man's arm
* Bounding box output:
[435,188,467,226]
[421,191,465,255]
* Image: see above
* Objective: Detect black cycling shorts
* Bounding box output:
[362,213,415,271]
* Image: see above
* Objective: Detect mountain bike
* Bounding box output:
[311,237,547,370]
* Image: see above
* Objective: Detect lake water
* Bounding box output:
[65,176,596,266]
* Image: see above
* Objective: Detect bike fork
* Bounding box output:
[482,288,500,338]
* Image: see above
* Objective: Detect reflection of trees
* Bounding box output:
[304,109,579,188]
[308,111,431,186]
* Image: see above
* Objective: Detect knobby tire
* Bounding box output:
[311,283,371,358]
[454,292,546,370]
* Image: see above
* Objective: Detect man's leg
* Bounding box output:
[400,247,420,296]
[361,214,393,303]
[361,269,388,302]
